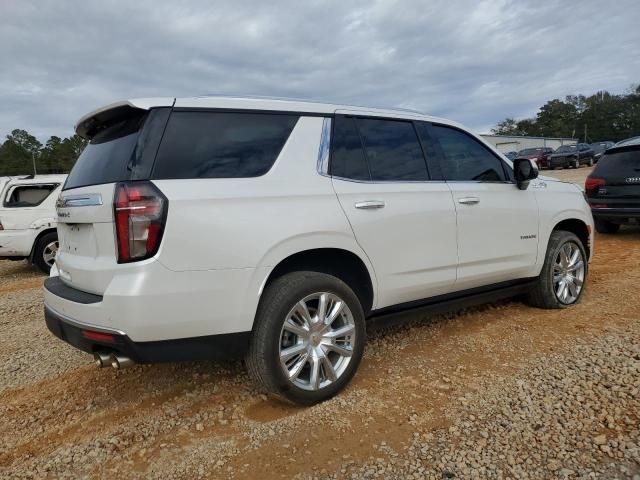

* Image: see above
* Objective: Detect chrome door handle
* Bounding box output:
[355,200,385,210]
[457,197,480,205]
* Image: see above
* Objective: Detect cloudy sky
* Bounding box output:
[1,0,639,140]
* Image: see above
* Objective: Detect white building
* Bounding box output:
[480,134,577,153]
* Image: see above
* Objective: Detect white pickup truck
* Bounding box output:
[0,175,66,273]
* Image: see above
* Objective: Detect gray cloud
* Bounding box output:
[1,0,639,140]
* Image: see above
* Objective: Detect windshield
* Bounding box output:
[556,145,577,153]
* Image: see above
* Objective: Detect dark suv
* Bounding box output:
[549,143,595,169]
[585,138,640,233]
[515,147,554,169]
[590,141,615,163]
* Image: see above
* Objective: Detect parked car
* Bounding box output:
[0,175,66,273]
[515,147,554,169]
[44,96,594,405]
[505,151,519,161]
[590,141,615,163]
[548,143,595,169]
[615,136,640,147]
[585,137,640,233]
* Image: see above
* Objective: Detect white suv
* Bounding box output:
[0,174,66,273]
[44,96,593,404]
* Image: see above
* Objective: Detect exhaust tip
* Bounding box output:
[94,351,112,368]
[111,353,134,370]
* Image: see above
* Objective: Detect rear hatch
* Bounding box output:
[586,146,640,208]
[56,103,171,295]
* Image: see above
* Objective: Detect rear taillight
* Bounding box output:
[585,176,605,195]
[114,182,167,263]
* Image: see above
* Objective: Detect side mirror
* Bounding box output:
[513,158,538,190]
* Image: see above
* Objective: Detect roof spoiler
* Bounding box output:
[75,98,175,139]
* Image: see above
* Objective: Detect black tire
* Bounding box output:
[594,218,620,234]
[245,271,366,405]
[526,231,587,309]
[587,156,594,167]
[571,158,579,169]
[33,231,58,274]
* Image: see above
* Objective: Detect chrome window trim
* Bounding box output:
[317,117,332,176]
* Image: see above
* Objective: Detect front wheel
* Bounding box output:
[571,158,579,169]
[587,156,594,167]
[33,231,58,274]
[246,271,366,405]
[526,231,587,309]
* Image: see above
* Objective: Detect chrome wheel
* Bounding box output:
[552,241,585,304]
[43,240,59,267]
[279,292,356,391]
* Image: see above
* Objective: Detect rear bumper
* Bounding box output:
[44,304,250,363]
[591,207,640,220]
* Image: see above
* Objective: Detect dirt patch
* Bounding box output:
[1,223,640,479]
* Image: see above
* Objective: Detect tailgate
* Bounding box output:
[56,183,119,295]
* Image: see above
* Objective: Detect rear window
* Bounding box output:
[64,112,147,190]
[152,112,299,179]
[4,184,58,207]
[593,148,640,177]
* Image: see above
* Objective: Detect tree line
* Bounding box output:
[493,84,640,142]
[0,129,87,177]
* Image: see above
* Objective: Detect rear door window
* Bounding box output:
[330,116,370,181]
[152,112,299,179]
[356,118,428,181]
[4,184,58,207]
[429,125,507,182]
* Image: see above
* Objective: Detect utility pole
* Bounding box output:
[31,152,37,176]
[584,124,588,143]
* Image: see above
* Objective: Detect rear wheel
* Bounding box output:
[527,231,587,309]
[246,271,366,405]
[594,218,620,234]
[33,231,58,274]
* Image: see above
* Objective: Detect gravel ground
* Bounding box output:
[2,167,640,479]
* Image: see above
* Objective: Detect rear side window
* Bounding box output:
[330,116,429,181]
[4,184,57,207]
[65,112,147,190]
[357,118,428,181]
[430,125,506,182]
[152,112,299,179]
[330,116,370,181]
[593,148,640,177]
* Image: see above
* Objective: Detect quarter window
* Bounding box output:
[430,125,507,182]
[152,112,299,179]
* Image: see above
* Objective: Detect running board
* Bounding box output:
[366,279,536,331]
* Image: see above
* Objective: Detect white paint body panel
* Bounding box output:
[0,175,66,257]
[45,97,594,345]
[332,178,457,307]
[448,182,540,290]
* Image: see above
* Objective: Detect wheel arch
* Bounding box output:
[551,218,591,260]
[29,227,58,263]
[260,248,376,316]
